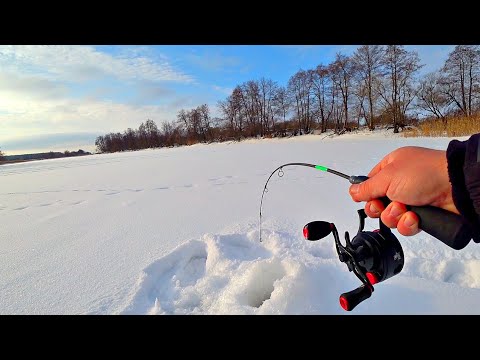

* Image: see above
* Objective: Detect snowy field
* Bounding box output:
[2,131,480,315]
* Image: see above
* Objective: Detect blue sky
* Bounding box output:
[0,45,455,155]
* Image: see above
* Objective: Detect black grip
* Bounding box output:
[378,196,472,250]
[339,285,372,311]
[409,206,472,250]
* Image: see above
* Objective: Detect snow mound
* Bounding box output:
[119,228,480,315]
[119,230,347,314]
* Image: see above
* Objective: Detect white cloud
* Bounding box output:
[0,72,69,100]
[0,45,202,152]
[0,95,221,154]
[0,45,193,83]
[212,85,233,95]
[0,97,181,140]
[0,90,222,145]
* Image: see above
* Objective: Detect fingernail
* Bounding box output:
[389,205,402,218]
[350,185,359,194]
[404,216,417,228]
[369,203,379,214]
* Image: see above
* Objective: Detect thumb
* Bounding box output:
[349,174,389,202]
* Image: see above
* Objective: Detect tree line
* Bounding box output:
[0,149,91,164]
[95,45,480,153]
[13,149,91,160]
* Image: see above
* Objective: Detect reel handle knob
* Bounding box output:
[339,284,372,311]
[303,221,333,241]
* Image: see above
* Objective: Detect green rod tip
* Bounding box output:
[315,165,328,172]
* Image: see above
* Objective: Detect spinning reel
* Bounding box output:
[303,208,404,311]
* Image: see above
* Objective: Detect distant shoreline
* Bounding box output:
[0,150,92,166]
[0,159,32,165]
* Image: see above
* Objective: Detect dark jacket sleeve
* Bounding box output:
[447,133,480,242]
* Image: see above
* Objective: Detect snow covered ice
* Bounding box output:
[2,132,480,314]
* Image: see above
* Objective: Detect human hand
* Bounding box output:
[349,146,459,236]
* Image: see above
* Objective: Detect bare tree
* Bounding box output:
[0,149,4,162]
[442,45,480,117]
[231,87,245,137]
[417,72,452,125]
[198,104,212,142]
[162,120,182,146]
[328,67,341,132]
[273,86,291,125]
[144,119,160,148]
[331,53,356,130]
[218,87,245,139]
[258,78,279,135]
[95,136,106,153]
[288,69,314,134]
[161,121,173,146]
[352,80,367,129]
[137,121,148,148]
[123,128,137,150]
[353,45,384,130]
[178,107,209,143]
[235,81,260,137]
[311,64,335,132]
[176,109,190,140]
[378,45,422,132]
[97,132,126,153]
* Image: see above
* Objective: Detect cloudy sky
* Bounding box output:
[0,45,455,155]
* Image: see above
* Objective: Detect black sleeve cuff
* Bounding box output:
[447,134,480,242]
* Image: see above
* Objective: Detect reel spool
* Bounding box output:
[303,209,404,311]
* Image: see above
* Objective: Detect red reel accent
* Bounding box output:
[303,226,309,239]
[366,272,379,285]
[339,296,349,311]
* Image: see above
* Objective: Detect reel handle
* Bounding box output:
[339,285,372,311]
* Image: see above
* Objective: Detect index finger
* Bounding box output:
[367,155,390,178]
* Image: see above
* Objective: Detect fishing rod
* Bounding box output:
[259,162,474,311]
[259,163,371,243]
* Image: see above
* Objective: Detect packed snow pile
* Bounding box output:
[119,228,480,315]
